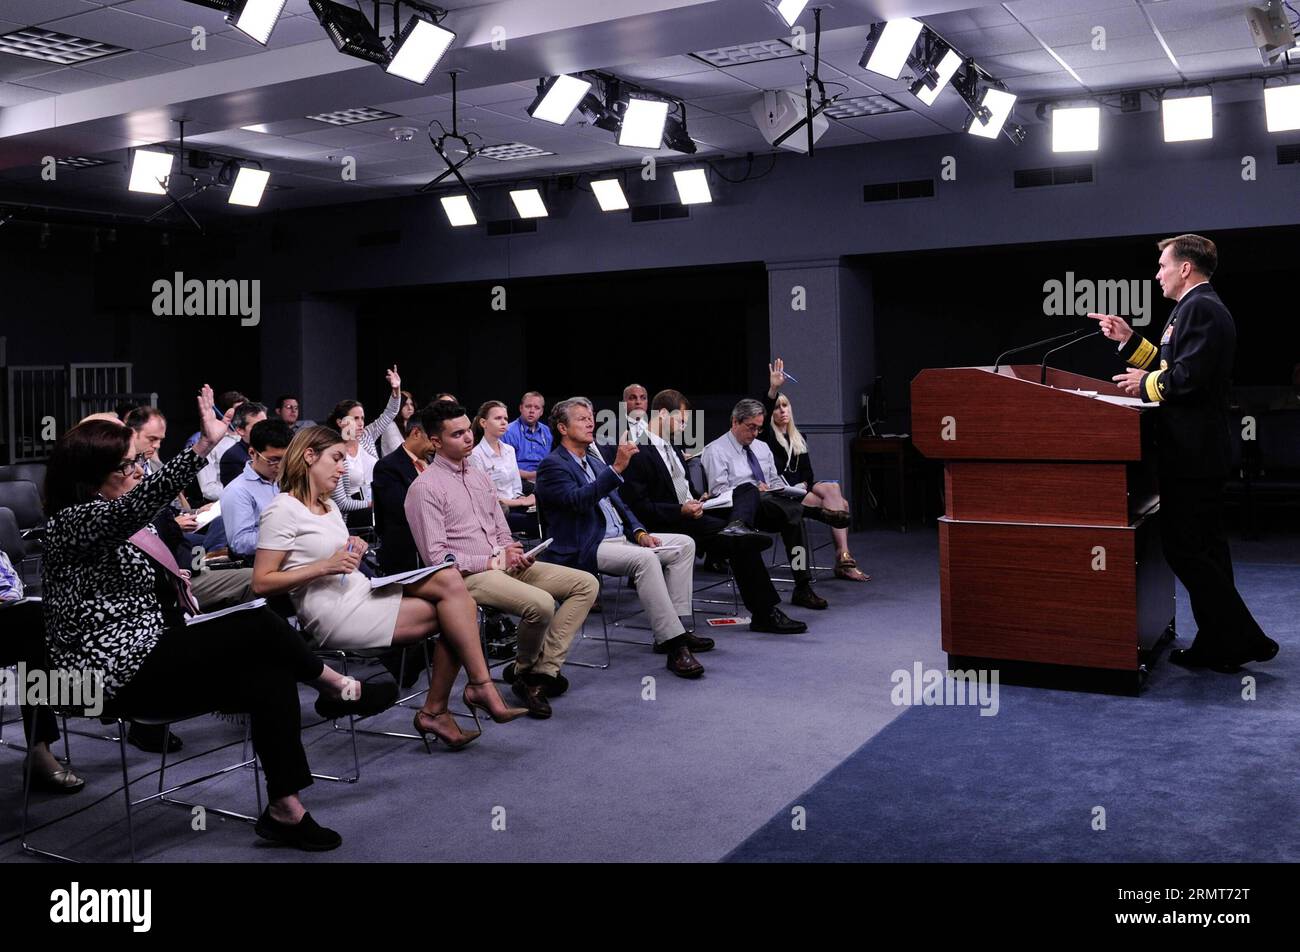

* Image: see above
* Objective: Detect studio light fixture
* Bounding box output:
[440,194,477,226]
[1162,94,1213,142]
[228,166,270,206]
[528,74,593,124]
[577,91,622,133]
[128,148,174,195]
[186,0,287,45]
[672,167,711,205]
[661,112,698,154]
[311,0,388,65]
[509,188,548,218]
[965,86,1017,138]
[1051,105,1100,152]
[860,18,924,80]
[911,45,962,107]
[765,0,810,28]
[386,12,455,84]
[1263,83,1300,132]
[590,178,629,211]
[619,96,671,148]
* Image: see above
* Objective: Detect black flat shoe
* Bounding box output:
[750,607,807,635]
[127,722,183,754]
[315,679,398,721]
[501,664,569,697]
[1168,647,1210,668]
[254,808,342,852]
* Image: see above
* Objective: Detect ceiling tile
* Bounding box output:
[44,7,194,50]
[835,109,951,141]
[925,7,1020,34]
[0,52,66,80]
[11,65,115,92]
[1004,0,1135,21]
[76,48,183,79]
[1144,0,1252,34]
[941,24,1041,58]
[0,80,49,104]
[1159,21,1260,57]
[113,0,235,33]
[1,1,96,24]
[149,32,262,64]
[611,54,716,81]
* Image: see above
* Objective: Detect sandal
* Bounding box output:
[834,551,871,582]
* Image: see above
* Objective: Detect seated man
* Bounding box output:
[501,391,550,488]
[535,397,709,678]
[219,401,268,487]
[621,382,650,443]
[622,389,807,635]
[406,402,598,719]
[373,408,436,575]
[701,398,830,611]
[273,393,314,433]
[223,419,291,561]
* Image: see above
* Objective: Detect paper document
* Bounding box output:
[187,597,266,626]
[1095,394,1157,407]
[370,554,456,589]
[195,502,220,528]
[700,490,733,510]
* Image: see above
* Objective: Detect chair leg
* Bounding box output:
[118,720,137,863]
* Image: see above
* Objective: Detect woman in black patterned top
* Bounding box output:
[40,385,395,851]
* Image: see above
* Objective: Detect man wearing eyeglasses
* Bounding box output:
[701,398,829,611]
[223,419,292,561]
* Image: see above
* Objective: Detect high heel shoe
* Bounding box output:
[463,679,529,723]
[413,709,480,750]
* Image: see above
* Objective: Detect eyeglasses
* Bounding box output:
[253,450,285,467]
[738,422,762,433]
[114,454,147,476]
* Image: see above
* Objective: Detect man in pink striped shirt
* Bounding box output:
[405,402,597,719]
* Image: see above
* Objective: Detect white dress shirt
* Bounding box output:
[198,433,237,501]
[701,430,788,495]
[646,429,692,504]
[469,437,524,500]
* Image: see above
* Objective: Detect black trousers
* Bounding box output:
[1159,476,1268,661]
[0,600,59,747]
[112,608,325,800]
[647,506,780,615]
[729,484,812,587]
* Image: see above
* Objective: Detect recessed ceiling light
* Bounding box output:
[306,107,401,126]
[822,95,906,119]
[56,156,115,170]
[479,143,556,161]
[692,39,801,68]
[0,27,128,65]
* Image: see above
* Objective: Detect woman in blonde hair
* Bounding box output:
[253,425,526,749]
[763,360,870,582]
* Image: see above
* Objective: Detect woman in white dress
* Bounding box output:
[469,400,538,536]
[252,426,526,748]
[327,365,403,529]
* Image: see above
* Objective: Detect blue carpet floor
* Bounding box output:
[725,560,1300,863]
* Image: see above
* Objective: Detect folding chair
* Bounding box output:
[22,704,260,863]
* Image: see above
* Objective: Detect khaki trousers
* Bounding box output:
[596,533,696,644]
[464,562,598,677]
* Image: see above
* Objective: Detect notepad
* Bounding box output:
[195,502,220,528]
[369,554,456,589]
[186,597,266,626]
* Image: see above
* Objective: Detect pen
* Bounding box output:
[782,369,799,383]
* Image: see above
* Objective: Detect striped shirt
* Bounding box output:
[405,453,513,575]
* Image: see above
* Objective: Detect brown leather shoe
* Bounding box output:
[791,585,828,610]
[666,644,705,678]
[510,678,553,719]
[653,631,715,654]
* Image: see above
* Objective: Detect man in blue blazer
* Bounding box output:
[535,397,710,678]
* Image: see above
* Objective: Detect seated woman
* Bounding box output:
[763,359,870,582]
[325,365,403,531]
[41,387,392,851]
[469,400,538,537]
[378,389,416,459]
[252,425,526,749]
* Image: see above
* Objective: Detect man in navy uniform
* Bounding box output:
[1091,234,1279,673]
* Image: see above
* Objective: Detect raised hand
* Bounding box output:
[612,440,639,473]
[385,364,401,393]
[194,384,235,456]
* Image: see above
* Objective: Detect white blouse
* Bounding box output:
[469,438,524,500]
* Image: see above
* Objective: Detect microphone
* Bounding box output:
[1039,331,1102,385]
[992,328,1092,374]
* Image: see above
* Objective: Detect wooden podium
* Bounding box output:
[911,365,1175,688]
